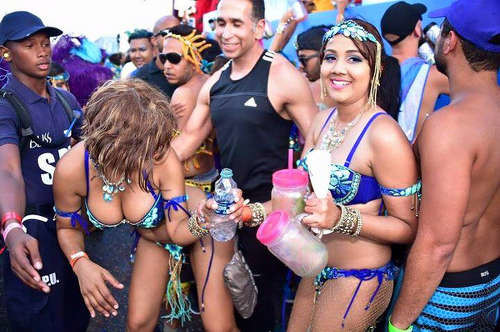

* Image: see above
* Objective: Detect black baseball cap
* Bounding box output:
[296,25,331,51]
[381,2,427,45]
[0,11,62,45]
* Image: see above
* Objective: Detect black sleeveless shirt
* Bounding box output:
[210,50,292,202]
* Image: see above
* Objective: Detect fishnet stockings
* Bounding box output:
[288,276,393,332]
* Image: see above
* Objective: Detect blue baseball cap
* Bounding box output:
[0,11,62,45]
[429,0,500,53]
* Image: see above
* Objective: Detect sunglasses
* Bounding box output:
[297,53,319,66]
[159,52,182,65]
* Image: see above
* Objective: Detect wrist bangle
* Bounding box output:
[187,210,209,238]
[1,211,22,229]
[2,222,26,242]
[69,251,89,270]
[247,202,266,227]
[331,204,362,236]
[388,317,413,332]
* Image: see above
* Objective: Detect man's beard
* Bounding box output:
[434,38,448,76]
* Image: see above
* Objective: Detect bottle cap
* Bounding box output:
[220,168,233,178]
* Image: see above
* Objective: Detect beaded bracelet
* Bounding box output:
[246,202,267,227]
[331,205,362,237]
[188,210,209,238]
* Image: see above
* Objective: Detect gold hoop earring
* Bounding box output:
[3,53,9,59]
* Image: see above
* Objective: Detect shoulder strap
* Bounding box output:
[84,150,90,195]
[0,88,75,151]
[0,89,33,136]
[344,112,385,167]
[53,88,74,123]
[319,108,336,135]
[0,89,33,151]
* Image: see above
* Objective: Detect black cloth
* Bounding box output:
[209,50,291,331]
[0,75,88,331]
[210,50,292,203]
[3,216,89,332]
[132,57,176,98]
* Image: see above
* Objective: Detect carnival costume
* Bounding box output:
[295,20,421,330]
[54,150,192,323]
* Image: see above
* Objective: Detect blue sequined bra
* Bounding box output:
[298,110,421,204]
[54,150,189,234]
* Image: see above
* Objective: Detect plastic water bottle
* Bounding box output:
[210,168,237,242]
[288,0,307,20]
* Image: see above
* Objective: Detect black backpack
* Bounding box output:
[0,88,76,152]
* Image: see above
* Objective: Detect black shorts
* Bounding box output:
[2,212,89,332]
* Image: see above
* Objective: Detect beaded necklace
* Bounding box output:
[320,108,366,151]
[91,160,131,202]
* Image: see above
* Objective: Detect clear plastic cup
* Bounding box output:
[257,211,328,277]
[271,169,308,218]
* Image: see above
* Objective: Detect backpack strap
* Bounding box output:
[53,88,74,124]
[0,89,33,151]
[0,88,75,152]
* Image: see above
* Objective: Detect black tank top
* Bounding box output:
[210,50,292,202]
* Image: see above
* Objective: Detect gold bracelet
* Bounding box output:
[187,210,208,238]
[352,208,363,237]
[331,205,361,236]
[247,202,267,227]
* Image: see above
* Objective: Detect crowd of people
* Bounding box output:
[0,0,499,331]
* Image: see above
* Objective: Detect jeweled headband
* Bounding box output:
[163,30,211,73]
[321,20,382,109]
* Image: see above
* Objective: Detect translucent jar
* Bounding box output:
[271,169,309,218]
[257,211,328,277]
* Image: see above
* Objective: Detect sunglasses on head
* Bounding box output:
[159,52,182,65]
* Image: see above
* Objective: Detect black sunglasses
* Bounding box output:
[297,53,319,66]
[159,52,182,65]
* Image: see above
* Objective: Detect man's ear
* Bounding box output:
[254,18,266,40]
[442,30,459,55]
[0,46,12,62]
[414,21,423,39]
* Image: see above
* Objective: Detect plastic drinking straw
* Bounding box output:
[288,149,293,169]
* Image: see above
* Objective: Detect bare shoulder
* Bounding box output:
[157,147,183,175]
[54,141,85,190]
[417,104,465,152]
[268,52,312,99]
[368,111,408,148]
[156,147,184,186]
[269,52,301,77]
[198,66,226,104]
[171,84,194,104]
